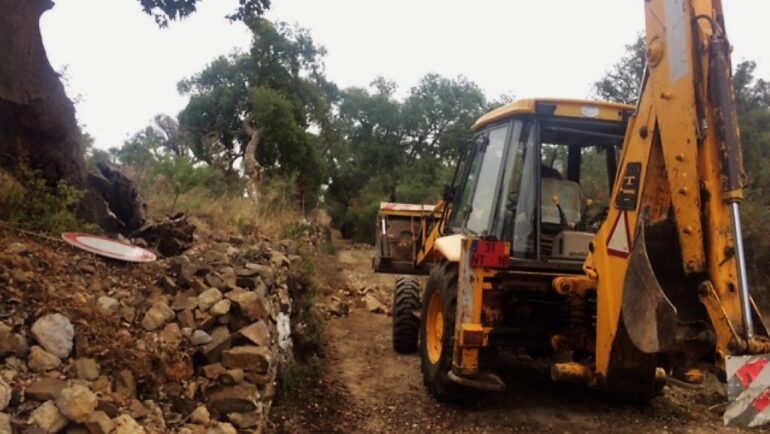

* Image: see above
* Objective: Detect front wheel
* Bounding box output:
[392,276,421,354]
[419,262,469,401]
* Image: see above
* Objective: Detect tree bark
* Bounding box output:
[242,121,262,205]
[0,0,121,232]
[88,162,147,233]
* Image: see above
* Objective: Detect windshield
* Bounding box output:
[466,125,509,234]
[449,123,512,234]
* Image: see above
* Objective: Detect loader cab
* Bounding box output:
[449,99,633,268]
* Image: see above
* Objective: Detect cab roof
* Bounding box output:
[472,98,634,131]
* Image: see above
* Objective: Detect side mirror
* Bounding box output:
[442,184,455,202]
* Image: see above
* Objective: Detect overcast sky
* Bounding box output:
[41,0,770,150]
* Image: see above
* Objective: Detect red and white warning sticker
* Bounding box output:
[606,211,632,258]
[61,232,156,263]
[724,355,770,427]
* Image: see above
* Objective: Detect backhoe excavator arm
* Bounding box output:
[585,0,769,391]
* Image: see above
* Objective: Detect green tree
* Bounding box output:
[178,18,328,201]
[732,61,770,292]
[324,74,487,241]
[138,0,271,26]
[593,34,646,104]
[402,74,486,164]
[151,155,231,209]
[0,0,272,232]
[113,114,187,186]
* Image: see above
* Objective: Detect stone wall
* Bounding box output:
[0,234,306,433]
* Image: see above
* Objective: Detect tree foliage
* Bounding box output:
[593,34,646,104]
[100,17,507,243]
[732,61,770,290]
[324,75,487,240]
[177,19,328,198]
[138,0,271,26]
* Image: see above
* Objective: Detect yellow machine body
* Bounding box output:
[374,0,770,403]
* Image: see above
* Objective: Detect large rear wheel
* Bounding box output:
[419,262,469,401]
[392,276,421,354]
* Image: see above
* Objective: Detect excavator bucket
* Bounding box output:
[621,221,678,353]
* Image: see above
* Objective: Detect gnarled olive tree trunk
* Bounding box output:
[0,0,139,233]
[242,121,262,205]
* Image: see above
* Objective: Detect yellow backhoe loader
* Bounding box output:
[374,0,770,422]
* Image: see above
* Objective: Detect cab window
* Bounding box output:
[466,125,509,234]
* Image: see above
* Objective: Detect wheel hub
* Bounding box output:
[427,291,444,364]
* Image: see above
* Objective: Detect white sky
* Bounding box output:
[41,0,770,150]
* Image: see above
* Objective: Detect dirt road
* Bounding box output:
[271,242,750,434]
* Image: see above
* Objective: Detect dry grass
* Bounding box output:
[144,186,303,239]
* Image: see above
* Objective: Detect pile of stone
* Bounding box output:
[0,236,302,433]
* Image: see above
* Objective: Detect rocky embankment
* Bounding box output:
[0,230,311,433]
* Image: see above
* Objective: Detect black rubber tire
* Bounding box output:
[419,262,470,402]
[392,276,421,354]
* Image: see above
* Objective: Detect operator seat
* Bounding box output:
[539,165,589,259]
[541,177,583,226]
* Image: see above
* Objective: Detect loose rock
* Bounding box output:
[177,310,196,329]
[226,291,268,321]
[84,411,114,434]
[239,321,270,347]
[159,323,182,349]
[227,411,260,429]
[0,324,27,357]
[31,314,74,358]
[364,294,387,314]
[197,288,222,311]
[209,299,231,316]
[29,346,62,372]
[171,294,198,311]
[0,413,10,434]
[221,346,271,373]
[56,384,98,423]
[0,379,9,411]
[191,330,212,346]
[26,378,66,401]
[29,401,69,433]
[270,251,289,268]
[189,406,210,425]
[6,241,28,254]
[141,302,174,331]
[205,273,225,290]
[244,263,275,287]
[75,358,100,381]
[221,369,244,385]
[96,296,120,314]
[201,363,226,380]
[115,370,137,399]
[113,414,146,434]
[327,300,349,317]
[206,383,258,414]
[208,422,237,434]
[201,327,232,363]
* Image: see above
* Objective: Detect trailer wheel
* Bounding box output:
[419,262,469,401]
[392,276,421,354]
